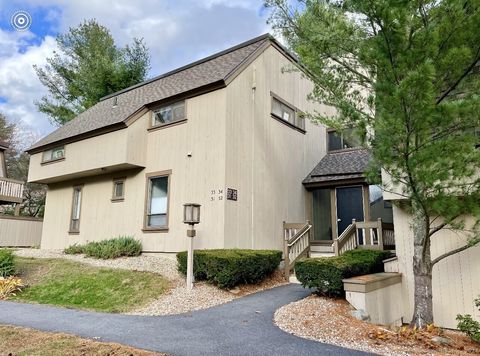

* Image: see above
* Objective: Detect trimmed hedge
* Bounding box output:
[177,249,282,289]
[0,249,15,277]
[64,236,142,259]
[295,249,392,296]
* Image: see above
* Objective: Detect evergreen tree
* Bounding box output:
[266,0,480,327]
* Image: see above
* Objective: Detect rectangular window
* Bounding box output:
[42,146,65,163]
[112,178,125,201]
[327,128,362,151]
[70,186,82,233]
[145,173,170,230]
[271,94,305,131]
[152,101,185,128]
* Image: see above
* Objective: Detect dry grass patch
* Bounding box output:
[275,294,480,356]
[0,325,167,355]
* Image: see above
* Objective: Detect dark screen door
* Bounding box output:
[336,186,364,236]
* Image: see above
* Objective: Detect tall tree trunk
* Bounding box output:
[410,205,434,328]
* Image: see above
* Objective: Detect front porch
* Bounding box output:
[282,148,396,279]
[303,149,395,255]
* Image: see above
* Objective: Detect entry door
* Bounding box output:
[336,186,364,236]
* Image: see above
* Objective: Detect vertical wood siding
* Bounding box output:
[392,206,480,329]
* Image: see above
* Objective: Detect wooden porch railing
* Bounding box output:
[333,218,395,256]
[283,220,311,280]
[0,177,24,203]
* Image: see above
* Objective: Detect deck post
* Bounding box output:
[377,218,384,250]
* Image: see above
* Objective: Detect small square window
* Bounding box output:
[112,179,125,201]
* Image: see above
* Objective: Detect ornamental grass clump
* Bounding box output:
[0,276,23,299]
[0,249,15,277]
[64,243,84,255]
[64,236,142,259]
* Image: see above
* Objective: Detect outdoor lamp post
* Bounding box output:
[183,203,201,290]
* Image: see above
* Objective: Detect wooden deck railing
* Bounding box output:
[0,177,24,203]
[283,220,311,280]
[333,218,395,256]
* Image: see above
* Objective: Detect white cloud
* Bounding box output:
[0,0,272,139]
[0,30,57,138]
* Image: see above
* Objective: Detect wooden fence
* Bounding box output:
[0,215,43,247]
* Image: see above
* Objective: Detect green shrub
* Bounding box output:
[295,249,392,296]
[457,296,480,343]
[64,244,85,255]
[63,236,142,259]
[177,249,282,289]
[0,249,16,277]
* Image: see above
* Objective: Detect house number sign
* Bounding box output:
[227,188,237,201]
[210,189,223,201]
[209,188,238,201]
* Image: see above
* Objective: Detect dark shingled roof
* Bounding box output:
[303,149,372,185]
[0,140,8,150]
[28,34,273,152]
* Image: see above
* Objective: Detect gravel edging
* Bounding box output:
[13,248,287,316]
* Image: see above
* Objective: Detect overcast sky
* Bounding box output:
[0,0,271,143]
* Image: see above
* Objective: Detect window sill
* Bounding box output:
[111,198,124,203]
[271,114,306,134]
[148,119,187,132]
[68,230,80,235]
[41,157,65,166]
[142,227,169,233]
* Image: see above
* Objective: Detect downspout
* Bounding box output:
[251,66,256,249]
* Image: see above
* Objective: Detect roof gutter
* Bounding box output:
[26,122,127,155]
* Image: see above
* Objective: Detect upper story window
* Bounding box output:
[327,128,362,152]
[152,101,185,128]
[271,94,305,132]
[42,146,65,163]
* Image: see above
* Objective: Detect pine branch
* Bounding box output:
[436,46,480,104]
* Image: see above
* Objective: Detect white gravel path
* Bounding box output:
[13,248,286,316]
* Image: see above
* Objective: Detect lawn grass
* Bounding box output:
[0,325,167,355]
[11,257,169,313]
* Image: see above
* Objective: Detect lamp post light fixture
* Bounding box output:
[183,203,201,290]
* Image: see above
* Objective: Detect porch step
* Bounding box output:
[310,251,335,258]
[289,273,301,284]
[310,244,334,253]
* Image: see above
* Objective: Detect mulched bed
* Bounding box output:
[274,294,480,355]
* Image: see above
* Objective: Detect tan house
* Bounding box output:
[27,33,478,330]
[27,34,327,252]
[27,34,394,253]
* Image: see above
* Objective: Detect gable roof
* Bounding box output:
[303,149,372,187]
[28,34,285,153]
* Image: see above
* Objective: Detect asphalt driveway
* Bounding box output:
[0,284,371,355]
